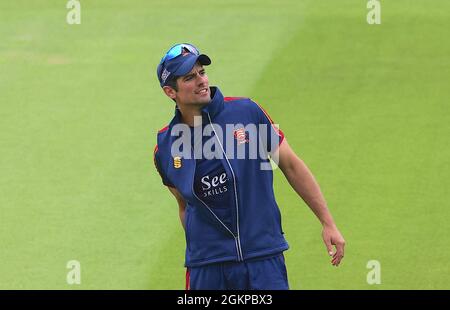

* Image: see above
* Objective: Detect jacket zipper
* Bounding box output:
[191,155,242,261]
[207,113,243,261]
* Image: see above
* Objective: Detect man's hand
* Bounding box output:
[322,225,345,266]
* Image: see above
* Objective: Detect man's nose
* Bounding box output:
[196,73,207,85]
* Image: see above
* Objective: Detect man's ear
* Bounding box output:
[163,86,177,100]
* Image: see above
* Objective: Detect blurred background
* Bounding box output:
[0,0,449,289]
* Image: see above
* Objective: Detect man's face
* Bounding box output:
[165,63,210,107]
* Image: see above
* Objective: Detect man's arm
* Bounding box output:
[277,139,346,266]
[167,186,187,231]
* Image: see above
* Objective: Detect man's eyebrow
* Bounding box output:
[183,68,206,80]
[183,73,195,79]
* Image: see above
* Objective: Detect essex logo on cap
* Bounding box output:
[173,156,182,169]
[233,128,249,144]
[161,68,170,84]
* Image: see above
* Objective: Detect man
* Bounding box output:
[153,43,345,290]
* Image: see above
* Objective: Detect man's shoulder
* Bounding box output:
[223,96,252,104]
[157,124,170,135]
[224,96,248,102]
[155,124,171,153]
[223,96,259,112]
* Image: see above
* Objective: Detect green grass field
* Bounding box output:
[1,0,449,289]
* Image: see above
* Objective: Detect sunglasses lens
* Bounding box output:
[182,44,199,55]
[165,45,182,61]
[160,44,199,65]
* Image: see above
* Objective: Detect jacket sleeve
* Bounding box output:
[153,145,175,187]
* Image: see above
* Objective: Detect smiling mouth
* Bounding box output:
[196,88,208,95]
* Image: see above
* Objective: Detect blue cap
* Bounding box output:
[157,43,211,87]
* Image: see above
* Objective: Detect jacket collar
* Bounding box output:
[170,86,224,127]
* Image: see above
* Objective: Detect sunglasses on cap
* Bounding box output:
[159,43,200,66]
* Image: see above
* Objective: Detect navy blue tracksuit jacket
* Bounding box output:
[154,87,289,267]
